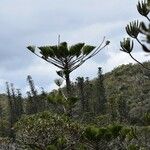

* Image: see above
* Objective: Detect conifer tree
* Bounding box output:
[26,75,38,114]
[76,77,86,113]
[6,82,15,139]
[16,89,24,118]
[27,38,110,100]
[27,75,37,97]
[39,87,47,111]
[26,91,34,114]
[84,77,92,112]
[0,104,5,137]
[96,67,106,115]
[10,83,18,122]
[7,84,23,127]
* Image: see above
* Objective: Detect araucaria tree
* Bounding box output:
[120,0,150,70]
[27,38,110,100]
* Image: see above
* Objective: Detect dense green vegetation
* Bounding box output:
[0,62,150,149]
[0,0,150,149]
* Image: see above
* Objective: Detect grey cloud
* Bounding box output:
[0,0,141,93]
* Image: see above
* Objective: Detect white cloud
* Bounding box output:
[0,0,147,94]
[103,51,149,72]
[71,50,150,80]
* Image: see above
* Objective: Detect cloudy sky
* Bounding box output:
[0,0,149,94]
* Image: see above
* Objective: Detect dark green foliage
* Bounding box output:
[6,82,23,139]
[120,38,133,53]
[82,45,96,55]
[126,21,140,38]
[120,0,150,70]
[15,111,149,150]
[27,40,109,106]
[26,75,47,114]
[26,91,35,114]
[39,46,55,58]
[1,0,150,148]
[84,77,92,113]
[49,63,150,124]
[0,62,150,148]
[16,89,23,118]
[26,75,38,114]
[27,46,35,53]
[15,111,82,150]
[104,62,150,124]
[95,67,106,115]
[117,94,129,122]
[69,43,85,57]
[137,0,149,17]
[48,79,79,116]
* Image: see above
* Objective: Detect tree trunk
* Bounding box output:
[65,72,71,98]
[65,72,72,117]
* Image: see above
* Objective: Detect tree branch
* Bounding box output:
[70,43,108,72]
[32,51,64,69]
[129,53,150,71]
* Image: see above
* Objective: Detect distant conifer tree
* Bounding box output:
[26,91,34,114]
[0,104,5,137]
[16,89,24,118]
[39,87,47,111]
[10,83,17,122]
[26,75,38,114]
[76,77,86,113]
[27,75,37,97]
[6,82,15,139]
[84,77,92,112]
[96,67,107,115]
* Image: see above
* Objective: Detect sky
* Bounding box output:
[0,0,149,95]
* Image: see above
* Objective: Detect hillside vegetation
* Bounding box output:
[0,62,149,149]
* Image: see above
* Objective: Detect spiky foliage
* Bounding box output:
[126,21,141,38]
[120,38,134,54]
[26,75,47,114]
[137,0,150,17]
[120,0,150,70]
[27,38,109,100]
[27,75,37,97]
[26,75,38,114]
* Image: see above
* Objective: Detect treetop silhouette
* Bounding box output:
[27,37,110,98]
